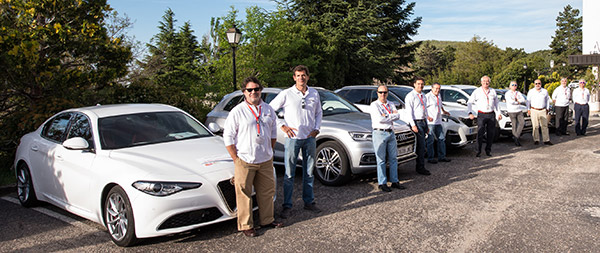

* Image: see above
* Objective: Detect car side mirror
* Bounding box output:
[63,137,89,150]
[207,122,221,133]
[457,99,467,105]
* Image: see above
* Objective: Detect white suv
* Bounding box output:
[423,84,532,140]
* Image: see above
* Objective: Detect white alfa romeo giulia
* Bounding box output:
[13,104,242,246]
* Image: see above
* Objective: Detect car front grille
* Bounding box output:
[395,131,415,146]
[217,179,258,213]
[459,117,477,127]
[158,208,223,230]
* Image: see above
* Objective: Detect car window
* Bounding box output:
[223,95,245,112]
[442,89,468,103]
[338,89,369,105]
[318,90,361,116]
[41,113,73,142]
[99,112,212,149]
[67,113,94,149]
[388,87,412,102]
[462,88,476,96]
[262,92,278,104]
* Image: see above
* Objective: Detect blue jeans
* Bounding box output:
[426,124,446,161]
[283,137,316,208]
[372,130,398,185]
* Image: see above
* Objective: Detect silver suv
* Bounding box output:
[335,85,477,148]
[205,87,416,186]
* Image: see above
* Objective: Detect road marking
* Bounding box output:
[1,196,98,232]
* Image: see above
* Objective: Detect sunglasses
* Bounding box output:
[534,83,541,85]
[510,84,517,86]
[245,87,262,92]
[301,97,306,109]
[579,81,586,84]
[378,91,388,94]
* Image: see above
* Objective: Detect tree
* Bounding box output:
[413,42,455,81]
[549,4,582,60]
[451,36,505,86]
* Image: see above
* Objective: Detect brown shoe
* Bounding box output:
[242,228,257,237]
[261,221,284,229]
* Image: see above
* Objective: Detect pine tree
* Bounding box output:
[549,5,582,60]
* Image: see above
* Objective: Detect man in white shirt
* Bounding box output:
[425,82,451,163]
[505,81,527,146]
[527,79,553,145]
[269,65,323,218]
[572,79,591,136]
[224,77,283,237]
[551,78,571,136]
[369,85,407,192]
[468,76,502,157]
[405,77,433,175]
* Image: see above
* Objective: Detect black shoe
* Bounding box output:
[439,158,451,162]
[304,203,322,213]
[563,132,570,135]
[260,221,284,229]
[534,141,539,145]
[390,182,406,190]
[486,151,492,157]
[514,137,521,146]
[556,132,561,136]
[416,169,431,176]
[476,152,481,157]
[280,207,291,219]
[427,159,438,164]
[544,141,553,145]
[379,184,391,192]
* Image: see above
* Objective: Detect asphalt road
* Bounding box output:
[2,117,600,252]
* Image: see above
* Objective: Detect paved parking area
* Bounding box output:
[1,117,600,252]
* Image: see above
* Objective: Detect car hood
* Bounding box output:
[107,136,234,178]
[322,112,410,132]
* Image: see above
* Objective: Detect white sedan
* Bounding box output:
[14,104,241,246]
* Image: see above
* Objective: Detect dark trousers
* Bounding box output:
[574,103,589,135]
[477,112,496,153]
[414,120,428,170]
[555,106,568,134]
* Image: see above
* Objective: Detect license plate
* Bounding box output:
[468,126,477,135]
[525,120,532,127]
[397,145,413,155]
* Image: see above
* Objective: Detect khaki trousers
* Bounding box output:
[530,109,550,142]
[234,158,275,230]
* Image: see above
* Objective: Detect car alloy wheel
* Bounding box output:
[16,163,38,207]
[104,186,137,247]
[315,141,351,186]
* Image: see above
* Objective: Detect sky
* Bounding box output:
[107,0,583,53]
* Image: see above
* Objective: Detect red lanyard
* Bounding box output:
[483,88,490,106]
[247,104,261,136]
[381,102,392,114]
[436,94,441,114]
[512,90,518,102]
[417,93,426,112]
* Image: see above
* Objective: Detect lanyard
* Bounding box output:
[247,104,261,136]
[417,93,426,111]
[483,88,491,106]
[436,94,441,114]
[382,102,392,115]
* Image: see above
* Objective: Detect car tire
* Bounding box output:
[16,163,38,207]
[104,186,137,247]
[315,141,352,186]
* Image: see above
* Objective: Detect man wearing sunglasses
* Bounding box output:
[572,79,591,136]
[551,78,571,136]
[527,79,553,145]
[369,85,407,192]
[224,77,283,237]
[505,81,527,146]
[270,65,323,218]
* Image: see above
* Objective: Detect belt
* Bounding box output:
[414,119,426,122]
[477,111,493,114]
[530,107,545,110]
[374,128,393,132]
[575,103,588,106]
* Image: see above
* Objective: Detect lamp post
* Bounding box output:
[523,63,528,94]
[226,24,242,92]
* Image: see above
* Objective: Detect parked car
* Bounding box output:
[205,87,417,186]
[423,84,533,140]
[497,89,573,130]
[335,85,477,148]
[14,104,246,246]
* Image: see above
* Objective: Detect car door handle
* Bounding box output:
[31,146,39,152]
[55,154,63,161]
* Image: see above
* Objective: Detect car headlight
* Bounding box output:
[132,181,202,196]
[500,110,509,117]
[349,132,372,141]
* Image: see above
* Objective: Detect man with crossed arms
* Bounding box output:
[426,82,451,164]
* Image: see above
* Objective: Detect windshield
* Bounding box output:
[99,111,212,149]
[318,90,361,116]
[388,86,413,101]
[462,88,476,96]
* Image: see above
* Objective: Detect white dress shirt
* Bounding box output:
[425,92,443,125]
[370,100,400,129]
[551,85,571,107]
[572,87,591,105]
[527,88,550,110]
[223,100,278,164]
[467,87,500,115]
[404,90,429,126]
[269,85,322,139]
[505,90,526,113]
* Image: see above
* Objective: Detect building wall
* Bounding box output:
[583,0,600,54]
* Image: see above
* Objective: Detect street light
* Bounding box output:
[226,24,242,92]
[523,63,528,94]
